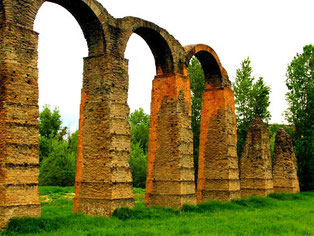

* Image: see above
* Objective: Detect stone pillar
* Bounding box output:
[240,118,274,198]
[0,23,41,229]
[273,128,300,193]
[73,55,134,216]
[197,86,240,203]
[145,73,196,208]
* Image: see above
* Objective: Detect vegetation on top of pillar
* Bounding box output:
[233,57,271,158]
[285,44,314,191]
[187,57,206,183]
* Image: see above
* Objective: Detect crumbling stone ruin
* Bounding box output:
[184,45,240,203]
[273,128,300,193]
[0,0,239,228]
[240,118,274,198]
[0,0,300,230]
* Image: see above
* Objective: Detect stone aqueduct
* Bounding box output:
[0,0,299,229]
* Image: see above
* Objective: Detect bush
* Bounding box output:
[129,142,147,188]
[39,139,76,186]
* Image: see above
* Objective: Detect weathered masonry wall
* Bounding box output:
[197,86,240,202]
[1,0,300,230]
[184,45,240,203]
[240,118,274,198]
[273,128,300,193]
[73,56,134,216]
[145,74,196,207]
[0,23,41,229]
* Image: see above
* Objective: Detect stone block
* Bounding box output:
[197,87,240,203]
[240,118,274,197]
[273,128,300,193]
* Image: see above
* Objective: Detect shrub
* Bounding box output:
[39,139,76,186]
[129,142,147,188]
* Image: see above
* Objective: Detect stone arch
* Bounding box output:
[1,0,110,56]
[184,44,230,88]
[117,17,195,208]
[119,17,185,75]
[184,44,240,203]
[0,0,135,229]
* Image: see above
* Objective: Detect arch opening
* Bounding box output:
[125,33,155,189]
[187,57,205,184]
[185,44,240,203]
[35,0,105,57]
[34,2,87,190]
[134,27,174,75]
[194,50,222,87]
[126,33,155,114]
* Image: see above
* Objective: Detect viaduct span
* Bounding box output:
[0,0,239,228]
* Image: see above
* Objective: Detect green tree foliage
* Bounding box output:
[128,108,149,188]
[285,45,314,190]
[129,108,150,154]
[39,139,76,186]
[68,130,79,157]
[129,142,147,188]
[187,57,206,182]
[38,105,77,186]
[233,57,271,157]
[39,105,68,162]
[39,105,65,139]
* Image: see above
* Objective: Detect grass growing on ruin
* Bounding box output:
[1,188,314,235]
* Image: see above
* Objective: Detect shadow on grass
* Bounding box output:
[2,191,312,235]
[268,192,307,201]
[5,216,70,235]
[112,205,179,220]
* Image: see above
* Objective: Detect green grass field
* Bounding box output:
[1,187,314,235]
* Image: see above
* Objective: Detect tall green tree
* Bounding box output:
[285,44,314,190]
[68,130,79,157]
[129,142,147,188]
[38,105,77,186]
[39,105,67,139]
[129,108,150,154]
[39,105,68,162]
[187,57,206,182]
[233,57,271,157]
[39,138,76,187]
[128,108,150,188]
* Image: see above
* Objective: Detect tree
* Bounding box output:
[233,57,271,157]
[39,139,76,186]
[39,105,66,139]
[39,105,68,163]
[128,108,149,188]
[129,108,150,154]
[38,105,78,186]
[68,130,79,157]
[187,57,206,182]
[285,44,314,190]
[129,142,147,188]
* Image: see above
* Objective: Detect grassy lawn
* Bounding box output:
[1,187,313,235]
